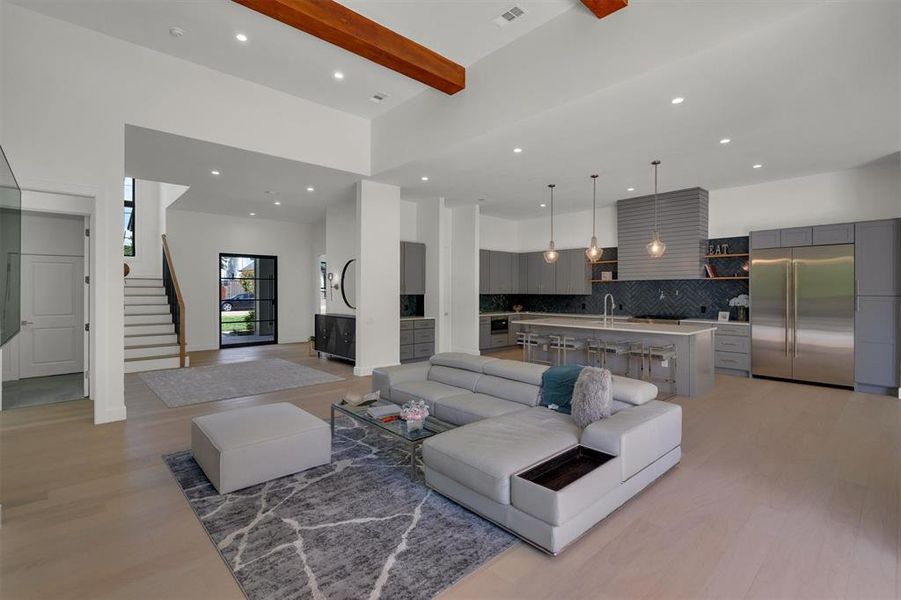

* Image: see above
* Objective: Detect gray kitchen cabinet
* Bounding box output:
[527,252,556,294]
[400,317,435,363]
[479,316,491,350]
[488,251,513,294]
[750,229,781,249]
[855,219,900,296]
[519,254,529,294]
[400,241,425,295]
[779,227,812,247]
[555,248,591,295]
[479,250,490,294]
[510,253,520,294]
[854,296,899,389]
[812,223,854,246]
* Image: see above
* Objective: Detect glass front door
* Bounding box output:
[219,254,277,348]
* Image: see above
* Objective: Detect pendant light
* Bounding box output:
[646,160,666,258]
[543,184,559,264]
[585,174,603,263]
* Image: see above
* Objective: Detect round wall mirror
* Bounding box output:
[340,259,356,309]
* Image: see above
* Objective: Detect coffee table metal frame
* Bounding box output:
[330,402,453,480]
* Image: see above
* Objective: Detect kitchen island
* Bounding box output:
[511,316,716,397]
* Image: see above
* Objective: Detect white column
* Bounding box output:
[354,180,400,376]
[450,205,480,354]
[417,196,452,352]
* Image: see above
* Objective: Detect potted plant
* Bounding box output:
[729,294,750,322]
[400,400,429,432]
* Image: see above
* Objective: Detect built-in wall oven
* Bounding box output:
[491,317,509,334]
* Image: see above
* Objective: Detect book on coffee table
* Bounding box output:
[366,404,401,419]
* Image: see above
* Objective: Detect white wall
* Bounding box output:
[124,179,162,279]
[708,157,901,237]
[478,214,520,251]
[324,196,356,314]
[21,211,84,256]
[166,209,318,352]
[399,199,418,242]
[2,5,370,423]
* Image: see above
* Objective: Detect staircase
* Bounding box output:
[124,235,189,373]
[124,278,188,372]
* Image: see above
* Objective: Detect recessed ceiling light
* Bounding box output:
[333,71,344,80]
[169,26,185,38]
[420,176,429,181]
[513,147,523,153]
[306,186,315,192]
[273,201,281,206]
[627,187,635,192]
[753,164,763,169]
[235,33,248,42]
[210,170,220,175]
[671,96,684,105]
[249,212,256,216]
[539,203,547,208]
[720,138,731,144]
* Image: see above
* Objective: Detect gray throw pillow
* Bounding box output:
[571,367,613,428]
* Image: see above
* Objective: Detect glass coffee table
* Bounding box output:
[330,401,453,480]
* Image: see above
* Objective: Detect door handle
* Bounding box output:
[21,320,34,326]
[793,260,799,358]
[784,264,790,356]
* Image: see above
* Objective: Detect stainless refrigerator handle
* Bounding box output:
[793,260,799,358]
[784,262,791,356]
[855,279,860,312]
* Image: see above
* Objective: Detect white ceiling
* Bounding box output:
[12,0,573,118]
[124,125,360,223]
[377,1,901,219]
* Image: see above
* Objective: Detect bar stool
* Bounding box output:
[549,336,588,366]
[626,341,647,379]
[647,343,678,398]
[518,331,552,365]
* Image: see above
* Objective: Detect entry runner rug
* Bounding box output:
[141,359,343,408]
[164,416,515,600]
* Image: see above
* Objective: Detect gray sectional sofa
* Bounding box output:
[372,353,682,554]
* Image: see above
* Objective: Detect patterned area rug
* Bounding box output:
[141,359,343,408]
[164,416,516,600]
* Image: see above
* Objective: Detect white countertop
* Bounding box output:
[682,318,749,327]
[480,311,633,320]
[511,316,717,336]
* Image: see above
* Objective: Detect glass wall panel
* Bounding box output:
[0,146,21,346]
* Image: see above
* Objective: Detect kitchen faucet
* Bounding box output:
[603,293,615,327]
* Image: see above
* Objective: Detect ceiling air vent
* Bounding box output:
[493,6,527,27]
[369,92,389,103]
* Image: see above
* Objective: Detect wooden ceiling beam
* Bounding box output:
[232,0,465,95]
[581,0,629,20]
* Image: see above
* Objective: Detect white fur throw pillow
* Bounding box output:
[571,367,613,428]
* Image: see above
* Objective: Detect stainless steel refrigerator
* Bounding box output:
[750,244,854,386]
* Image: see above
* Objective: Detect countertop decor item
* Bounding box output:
[646,160,666,258]
[729,293,750,322]
[512,304,523,312]
[543,184,559,264]
[585,174,603,263]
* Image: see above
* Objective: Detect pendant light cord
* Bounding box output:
[591,175,597,237]
[548,184,555,241]
[652,160,660,235]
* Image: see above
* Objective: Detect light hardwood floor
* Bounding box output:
[1,343,899,599]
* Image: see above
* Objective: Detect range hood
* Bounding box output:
[616,187,709,281]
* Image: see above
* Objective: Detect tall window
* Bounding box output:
[123,177,135,257]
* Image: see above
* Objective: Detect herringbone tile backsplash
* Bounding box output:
[480,237,750,321]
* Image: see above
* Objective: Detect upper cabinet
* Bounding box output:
[488,251,513,294]
[617,188,709,281]
[555,249,591,295]
[751,224,855,249]
[855,219,900,296]
[479,249,490,294]
[527,251,556,294]
[400,241,426,295]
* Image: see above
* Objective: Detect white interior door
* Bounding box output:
[20,255,84,378]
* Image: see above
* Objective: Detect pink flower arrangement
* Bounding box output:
[400,399,429,423]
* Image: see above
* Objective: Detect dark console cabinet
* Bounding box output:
[314,314,355,362]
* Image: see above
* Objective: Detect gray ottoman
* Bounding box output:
[191,402,331,494]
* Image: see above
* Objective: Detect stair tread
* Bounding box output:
[124,343,180,349]
[124,333,176,338]
[125,354,180,362]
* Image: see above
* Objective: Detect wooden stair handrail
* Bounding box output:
[161,234,187,368]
